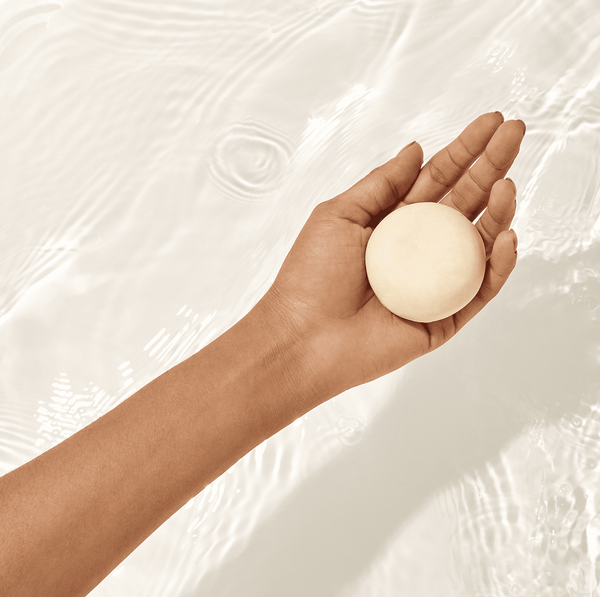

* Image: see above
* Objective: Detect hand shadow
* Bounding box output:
[187,246,599,597]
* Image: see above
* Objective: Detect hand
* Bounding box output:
[257,112,525,400]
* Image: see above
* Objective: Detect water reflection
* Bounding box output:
[0,0,599,595]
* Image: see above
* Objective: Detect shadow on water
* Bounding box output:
[187,247,599,597]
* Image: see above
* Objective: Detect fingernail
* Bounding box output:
[510,228,518,253]
[517,119,526,134]
[506,177,517,191]
[494,111,504,122]
[396,141,417,156]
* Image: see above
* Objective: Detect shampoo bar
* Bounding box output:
[365,202,486,323]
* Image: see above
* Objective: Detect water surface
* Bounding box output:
[1,0,599,595]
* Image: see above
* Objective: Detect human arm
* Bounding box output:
[0,111,524,597]
[0,301,322,597]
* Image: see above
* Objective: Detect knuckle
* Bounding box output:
[427,160,453,188]
[492,210,514,227]
[483,150,506,173]
[365,172,390,210]
[467,169,489,194]
[477,219,495,246]
[457,135,479,160]
[450,187,472,214]
[489,258,512,282]
[476,281,496,304]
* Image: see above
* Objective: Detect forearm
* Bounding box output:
[0,298,324,597]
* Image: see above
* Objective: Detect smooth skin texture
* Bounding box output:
[0,111,524,597]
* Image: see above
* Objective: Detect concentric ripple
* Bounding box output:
[3,0,600,596]
[208,118,294,203]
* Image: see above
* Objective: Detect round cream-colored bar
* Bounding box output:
[365,202,486,323]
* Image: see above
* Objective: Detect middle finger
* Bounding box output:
[399,111,505,209]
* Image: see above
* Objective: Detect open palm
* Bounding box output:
[262,112,525,398]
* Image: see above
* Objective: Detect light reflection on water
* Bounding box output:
[0,0,599,595]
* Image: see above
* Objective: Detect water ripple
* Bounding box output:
[208,118,294,203]
[143,305,218,368]
[35,373,116,450]
[2,0,600,595]
[0,244,75,324]
[0,1,61,73]
[333,414,366,446]
[0,399,38,473]
[451,387,600,597]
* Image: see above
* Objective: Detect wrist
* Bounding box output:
[238,292,330,429]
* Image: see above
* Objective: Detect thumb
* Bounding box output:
[327,141,424,227]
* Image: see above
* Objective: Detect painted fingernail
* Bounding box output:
[510,228,518,253]
[517,119,526,134]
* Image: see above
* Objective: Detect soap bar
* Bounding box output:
[365,202,486,323]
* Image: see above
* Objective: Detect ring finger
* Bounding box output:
[440,119,525,221]
[475,178,517,258]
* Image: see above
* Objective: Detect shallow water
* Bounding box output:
[1,0,600,595]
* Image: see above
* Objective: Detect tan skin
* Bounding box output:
[266,111,523,402]
[0,111,524,596]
